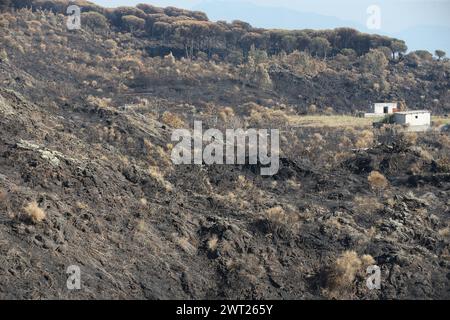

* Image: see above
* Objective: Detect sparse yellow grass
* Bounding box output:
[175,236,197,255]
[148,166,173,192]
[161,112,185,129]
[288,115,383,128]
[24,201,46,223]
[355,130,374,148]
[287,115,450,128]
[434,117,450,125]
[353,196,383,213]
[264,206,299,226]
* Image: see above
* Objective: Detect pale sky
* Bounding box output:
[91,0,450,31]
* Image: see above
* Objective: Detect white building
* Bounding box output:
[393,110,431,131]
[373,102,398,114]
[364,102,398,117]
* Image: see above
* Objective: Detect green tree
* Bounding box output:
[281,34,296,53]
[239,32,265,55]
[435,50,446,61]
[153,21,172,41]
[226,50,244,65]
[255,64,272,89]
[404,52,420,67]
[341,48,356,58]
[136,3,164,14]
[414,50,433,61]
[82,12,109,31]
[310,37,331,59]
[0,0,10,11]
[10,0,32,9]
[389,40,407,60]
[238,56,272,89]
[295,33,311,52]
[248,44,268,64]
[377,46,393,60]
[361,49,388,74]
[121,15,145,33]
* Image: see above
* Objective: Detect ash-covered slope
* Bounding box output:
[1,86,449,299]
[0,1,449,300]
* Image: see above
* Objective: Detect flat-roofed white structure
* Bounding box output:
[364,102,398,117]
[373,102,398,114]
[393,110,431,131]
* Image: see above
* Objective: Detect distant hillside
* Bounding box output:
[0,0,449,115]
[193,0,450,54]
[5,0,405,59]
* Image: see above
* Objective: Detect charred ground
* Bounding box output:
[0,1,449,299]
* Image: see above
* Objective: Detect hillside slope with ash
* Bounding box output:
[0,1,449,299]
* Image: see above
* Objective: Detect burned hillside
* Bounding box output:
[0,0,449,300]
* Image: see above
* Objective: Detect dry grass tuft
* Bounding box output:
[265,206,286,224]
[264,206,299,226]
[368,171,389,191]
[409,162,423,175]
[416,147,434,162]
[75,201,88,210]
[24,201,46,223]
[161,112,185,129]
[401,132,418,146]
[353,196,383,213]
[219,107,235,122]
[360,254,376,266]
[438,227,450,238]
[0,49,8,63]
[327,251,361,290]
[355,130,374,149]
[326,251,375,297]
[148,166,173,192]
[308,104,317,114]
[175,236,197,255]
[207,234,219,252]
[436,156,450,172]
[0,188,6,203]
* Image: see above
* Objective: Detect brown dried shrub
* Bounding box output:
[161,112,185,129]
[355,130,374,149]
[326,251,375,297]
[368,171,389,191]
[24,201,46,223]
